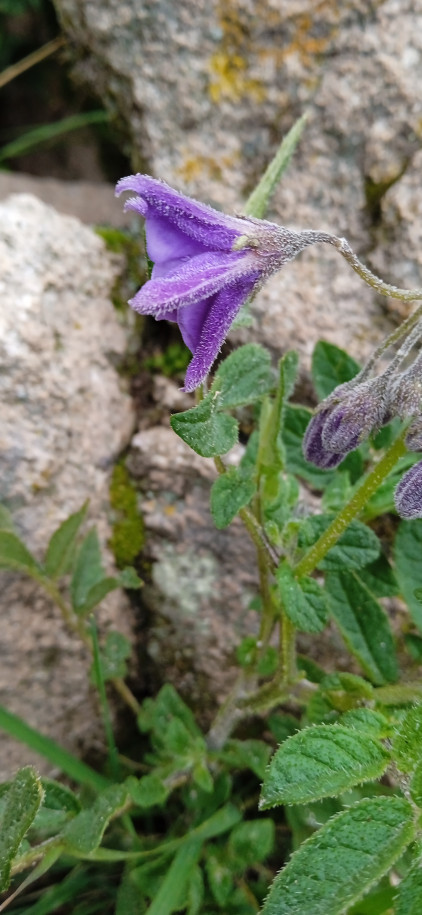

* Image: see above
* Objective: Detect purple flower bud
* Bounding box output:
[394,460,422,519]
[388,359,422,419]
[321,381,388,454]
[116,174,323,392]
[302,409,347,469]
[405,418,422,452]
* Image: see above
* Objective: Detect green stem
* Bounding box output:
[281,614,297,682]
[294,434,408,578]
[90,616,120,780]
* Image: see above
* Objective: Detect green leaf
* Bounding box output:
[409,759,422,806]
[311,340,360,400]
[40,778,81,814]
[44,502,88,578]
[206,849,234,906]
[260,724,389,808]
[70,528,105,611]
[211,343,274,408]
[277,564,329,633]
[0,111,109,164]
[80,576,122,614]
[244,113,309,218]
[228,819,275,867]
[145,836,203,915]
[210,468,255,528]
[340,708,391,738]
[127,773,169,808]
[0,531,41,577]
[119,566,143,589]
[62,784,128,855]
[326,571,398,685]
[138,684,201,740]
[0,766,44,891]
[395,858,422,915]
[170,394,238,458]
[218,738,272,779]
[393,705,422,773]
[357,555,399,597]
[261,796,415,915]
[394,519,422,630]
[298,514,380,571]
[95,630,132,682]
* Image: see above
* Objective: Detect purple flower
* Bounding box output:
[321,380,388,454]
[394,460,422,519]
[116,174,319,392]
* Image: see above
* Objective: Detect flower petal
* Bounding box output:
[146,213,209,272]
[129,250,249,317]
[116,174,247,251]
[182,272,260,392]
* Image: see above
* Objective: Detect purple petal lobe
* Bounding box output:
[177,299,211,352]
[129,251,249,317]
[302,410,346,470]
[116,174,245,250]
[182,272,260,393]
[145,213,209,271]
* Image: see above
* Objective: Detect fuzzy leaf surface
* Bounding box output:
[211,343,273,408]
[0,766,44,891]
[170,395,238,457]
[299,515,380,571]
[277,564,328,633]
[261,796,414,915]
[325,571,397,684]
[260,724,389,807]
[210,469,255,528]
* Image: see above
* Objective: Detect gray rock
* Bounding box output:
[0,194,136,778]
[0,173,133,228]
[54,0,422,370]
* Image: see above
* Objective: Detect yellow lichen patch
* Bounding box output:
[208,51,265,104]
[176,152,239,184]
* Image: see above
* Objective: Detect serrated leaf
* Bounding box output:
[127,774,169,808]
[277,564,328,633]
[395,858,422,915]
[340,708,392,738]
[311,340,360,400]
[70,528,105,611]
[393,705,422,773]
[211,343,274,408]
[326,571,398,685]
[261,796,415,915]
[0,766,44,891]
[170,394,238,458]
[62,784,128,855]
[260,724,389,808]
[298,514,380,571]
[0,531,41,577]
[44,502,88,578]
[210,469,255,528]
[394,519,422,630]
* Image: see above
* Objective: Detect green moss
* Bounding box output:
[109,464,145,568]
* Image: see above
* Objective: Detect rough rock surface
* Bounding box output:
[0,173,133,228]
[0,194,135,778]
[54,0,422,370]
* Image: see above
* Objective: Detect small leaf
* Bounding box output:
[211,343,274,408]
[409,759,422,806]
[44,502,88,578]
[97,630,132,681]
[395,858,422,915]
[170,394,238,458]
[228,819,275,867]
[119,566,142,589]
[70,529,105,611]
[210,469,255,528]
[311,340,360,400]
[127,774,169,808]
[0,531,41,577]
[394,519,422,631]
[326,571,398,685]
[79,576,121,615]
[0,766,44,891]
[138,683,201,740]
[260,724,389,808]
[299,514,380,571]
[261,797,415,915]
[41,778,81,814]
[145,836,203,915]
[277,563,329,633]
[218,738,272,779]
[62,784,128,855]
